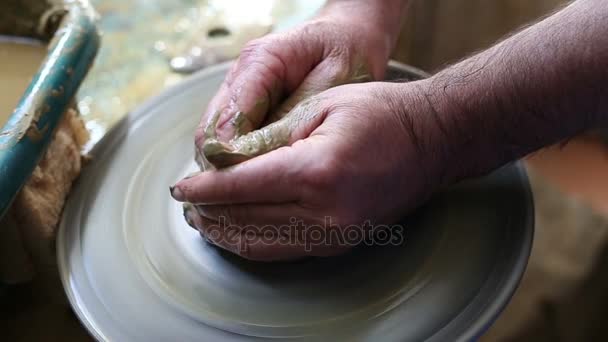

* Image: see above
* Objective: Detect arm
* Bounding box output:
[415,0,608,186]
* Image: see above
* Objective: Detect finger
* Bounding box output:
[184,203,249,254]
[182,203,203,231]
[187,205,353,261]
[195,33,324,148]
[202,221,350,262]
[172,144,307,204]
[194,215,244,255]
[229,228,353,261]
[186,208,300,259]
[267,56,372,123]
[239,239,315,262]
[194,65,274,171]
[201,94,328,169]
[195,202,310,226]
[200,56,373,169]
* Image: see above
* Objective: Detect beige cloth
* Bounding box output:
[0,109,90,341]
[0,108,88,284]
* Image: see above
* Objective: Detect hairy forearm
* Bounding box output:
[417,0,608,185]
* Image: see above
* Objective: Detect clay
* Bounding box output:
[198,59,371,170]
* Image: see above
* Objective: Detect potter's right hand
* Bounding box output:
[195,0,408,169]
[174,80,445,261]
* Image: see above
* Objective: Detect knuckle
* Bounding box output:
[235,36,288,91]
[300,19,338,39]
[303,20,349,53]
[239,36,278,64]
[240,37,266,55]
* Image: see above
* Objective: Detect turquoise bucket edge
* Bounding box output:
[0,2,100,219]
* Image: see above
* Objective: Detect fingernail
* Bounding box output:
[170,185,185,201]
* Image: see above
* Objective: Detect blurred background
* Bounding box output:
[5,0,608,341]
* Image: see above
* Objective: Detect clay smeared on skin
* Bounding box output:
[202,98,330,169]
[199,58,372,169]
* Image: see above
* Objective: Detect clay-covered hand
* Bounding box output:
[172,81,444,261]
[195,0,406,169]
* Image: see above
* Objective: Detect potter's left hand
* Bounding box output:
[171,81,444,260]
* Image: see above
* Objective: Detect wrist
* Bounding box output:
[385,80,452,193]
[321,0,408,61]
[391,77,500,190]
[415,72,518,188]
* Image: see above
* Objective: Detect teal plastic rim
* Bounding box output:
[0,1,100,219]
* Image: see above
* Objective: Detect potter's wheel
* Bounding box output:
[57,62,533,341]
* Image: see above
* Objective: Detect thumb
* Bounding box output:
[201,58,372,169]
[201,95,329,169]
[266,56,371,124]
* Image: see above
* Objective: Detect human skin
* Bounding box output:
[172,0,608,260]
[194,0,409,169]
